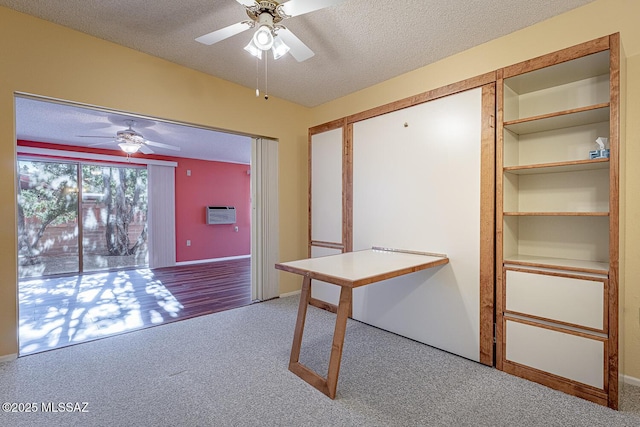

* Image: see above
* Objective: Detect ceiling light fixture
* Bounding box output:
[253,25,274,50]
[244,39,263,59]
[243,22,290,101]
[244,25,290,61]
[118,142,141,154]
[197,0,344,65]
[271,36,290,60]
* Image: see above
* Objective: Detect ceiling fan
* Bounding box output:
[79,120,181,155]
[195,0,344,62]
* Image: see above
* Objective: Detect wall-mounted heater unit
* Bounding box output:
[206,206,236,225]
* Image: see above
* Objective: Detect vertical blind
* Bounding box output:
[147,164,176,268]
[251,138,279,300]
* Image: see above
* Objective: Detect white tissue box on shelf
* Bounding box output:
[589,149,610,159]
[589,137,609,159]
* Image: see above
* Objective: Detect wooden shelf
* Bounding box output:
[503,104,609,135]
[504,212,609,217]
[503,254,609,275]
[504,158,609,175]
[503,50,610,93]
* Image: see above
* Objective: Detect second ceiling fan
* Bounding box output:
[196,0,344,62]
[81,120,180,155]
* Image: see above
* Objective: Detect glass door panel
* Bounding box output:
[81,165,148,272]
[17,160,79,278]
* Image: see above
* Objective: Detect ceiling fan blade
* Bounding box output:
[88,141,115,147]
[145,140,181,151]
[280,0,343,17]
[277,28,314,62]
[235,0,256,6]
[77,135,113,138]
[195,21,251,45]
[139,145,154,155]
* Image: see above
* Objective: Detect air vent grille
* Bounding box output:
[206,206,236,224]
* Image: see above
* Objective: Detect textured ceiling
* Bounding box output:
[16,97,252,164]
[1,0,595,108]
[5,0,595,162]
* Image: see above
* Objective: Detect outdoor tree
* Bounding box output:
[99,166,148,256]
[18,161,148,272]
[17,161,78,265]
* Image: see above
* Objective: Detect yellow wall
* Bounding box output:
[625,53,640,382]
[311,0,640,381]
[0,7,310,357]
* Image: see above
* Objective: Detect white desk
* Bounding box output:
[275,248,449,399]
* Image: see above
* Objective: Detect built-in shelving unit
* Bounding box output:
[496,35,620,409]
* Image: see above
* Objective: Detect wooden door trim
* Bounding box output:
[346,71,496,125]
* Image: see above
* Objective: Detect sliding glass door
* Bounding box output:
[17,159,148,278]
[17,160,79,277]
[81,164,148,272]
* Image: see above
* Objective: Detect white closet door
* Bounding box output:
[351,88,483,361]
[310,128,343,244]
[309,127,344,305]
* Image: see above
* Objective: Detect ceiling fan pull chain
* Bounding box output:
[264,54,269,100]
[255,55,260,97]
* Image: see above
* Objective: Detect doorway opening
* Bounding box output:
[15,94,279,356]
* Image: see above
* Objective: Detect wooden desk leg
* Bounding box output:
[289,276,331,396]
[289,276,352,399]
[289,275,311,366]
[325,286,352,399]
[288,279,352,399]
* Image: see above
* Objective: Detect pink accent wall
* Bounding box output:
[18,140,251,263]
[174,158,251,262]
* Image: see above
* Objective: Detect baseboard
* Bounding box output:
[175,255,250,266]
[279,290,301,298]
[0,353,18,363]
[622,374,640,387]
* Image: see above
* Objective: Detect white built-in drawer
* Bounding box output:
[505,319,605,389]
[505,269,605,331]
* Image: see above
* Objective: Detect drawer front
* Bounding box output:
[505,269,605,331]
[505,319,605,389]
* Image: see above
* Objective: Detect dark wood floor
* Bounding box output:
[18,258,252,356]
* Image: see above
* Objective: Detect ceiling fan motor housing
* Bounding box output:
[116,128,145,145]
[246,1,288,24]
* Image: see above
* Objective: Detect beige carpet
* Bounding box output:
[1,295,639,426]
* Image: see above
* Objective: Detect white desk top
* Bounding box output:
[275,248,449,288]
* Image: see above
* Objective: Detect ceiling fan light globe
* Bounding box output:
[244,40,263,59]
[119,142,141,154]
[272,36,290,60]
[255,30,272,48]
[253,25,274,50]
